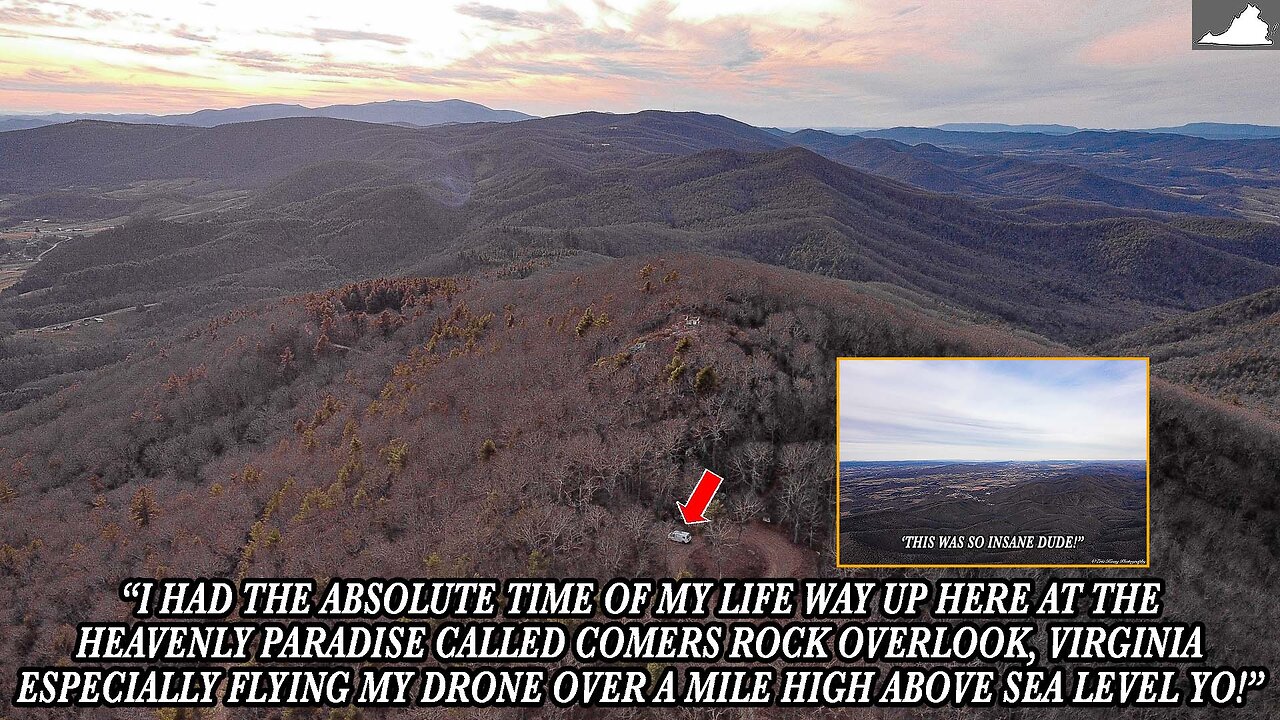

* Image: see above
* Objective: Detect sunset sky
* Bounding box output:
[2,0,1277,127]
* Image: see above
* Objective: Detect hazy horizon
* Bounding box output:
[3,98,1277,132]
[3,1,1279,128]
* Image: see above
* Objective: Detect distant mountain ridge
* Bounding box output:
[927,122,1280,139]
[934,122,1081,135]
[783,122,1280,140]
[787,129,1219,215]
[1141,122,1280,140]
[0,99,535,132]
[7,99,1280,141]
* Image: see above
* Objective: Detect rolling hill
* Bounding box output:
[789,130,1215,214]
[0,110,785,194]
[859,127,1280,169]
[859,128,1280,215]
[1096,285,1280,419]
[0,118,430,192]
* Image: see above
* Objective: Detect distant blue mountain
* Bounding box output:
[935,122,1080,134]
[1140,122,1280,140]
[0,99,535,132]
[791,122,1280,140]
[776,126,879,135]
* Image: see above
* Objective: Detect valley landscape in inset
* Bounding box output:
[836,358,1150,567]
[839,460,1147,565]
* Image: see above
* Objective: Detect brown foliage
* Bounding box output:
[129,486,158,527]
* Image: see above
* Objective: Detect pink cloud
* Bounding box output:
[1079,12,1188,65]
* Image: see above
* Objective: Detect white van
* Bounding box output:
[667,530,692,544]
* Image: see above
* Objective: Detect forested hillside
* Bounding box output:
[5,115,1280,364]
[0,255,1276,718]
[1097,286,1280,419]
[790,131,1217,215]
[856,127,1280,220]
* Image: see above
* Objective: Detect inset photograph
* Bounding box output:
[837,358,1149,568]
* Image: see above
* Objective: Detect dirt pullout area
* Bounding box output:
[668,521,817,579]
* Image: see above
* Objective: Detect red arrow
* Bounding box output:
[677,469,723,525]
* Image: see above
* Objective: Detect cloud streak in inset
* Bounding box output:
[838,359,1147,462]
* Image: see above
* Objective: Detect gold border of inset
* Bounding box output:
[834,356,1151,570]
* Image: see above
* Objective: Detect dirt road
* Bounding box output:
[739,521,817,577]
[667,520,817,578]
